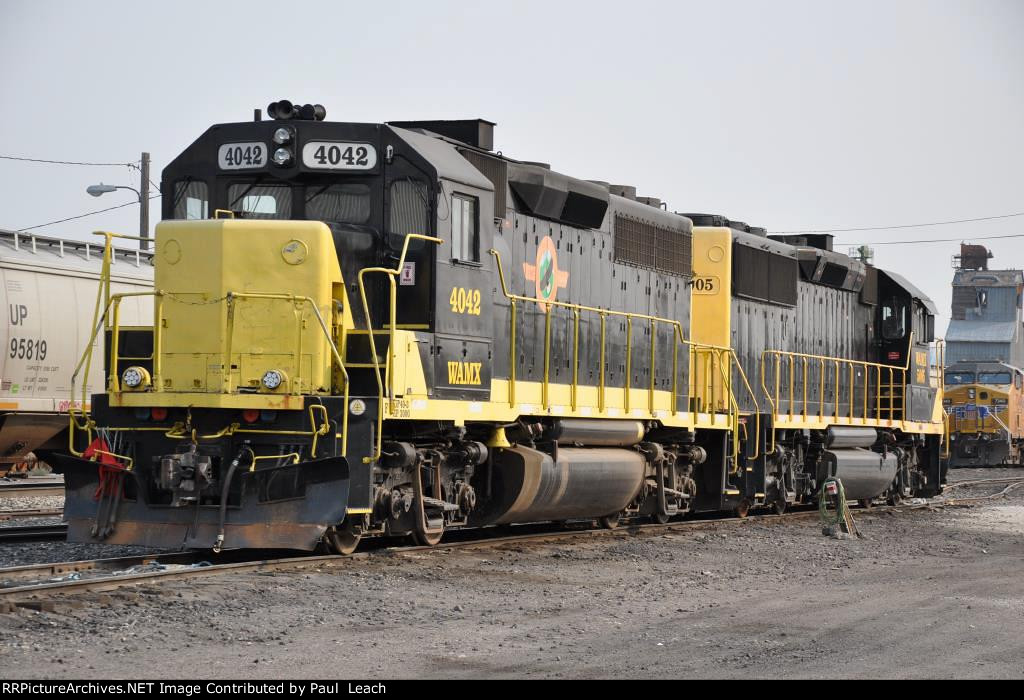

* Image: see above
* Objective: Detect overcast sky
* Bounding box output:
[1,0,1021,329]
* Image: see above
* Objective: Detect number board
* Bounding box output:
[689,276,720,295]
[218,142,268,170]
[302,141,377,170]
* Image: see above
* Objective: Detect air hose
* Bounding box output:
[213,445,254,553]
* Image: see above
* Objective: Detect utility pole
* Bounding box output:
[140,151,150,250]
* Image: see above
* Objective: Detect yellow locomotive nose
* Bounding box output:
[114,218,349,410]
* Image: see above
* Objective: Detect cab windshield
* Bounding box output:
[945,372,975,385]
[978,372,1012,385]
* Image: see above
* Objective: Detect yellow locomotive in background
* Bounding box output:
[944,362,1024,466]
[943,244,1024,467]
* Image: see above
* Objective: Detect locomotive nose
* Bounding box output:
[53,450,350,551]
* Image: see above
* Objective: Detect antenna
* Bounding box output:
[848,245,873,265]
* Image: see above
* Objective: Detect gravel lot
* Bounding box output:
[0,468,1022,679]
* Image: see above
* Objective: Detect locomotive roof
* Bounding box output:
[879,269,938,314]
[390,126,494,191]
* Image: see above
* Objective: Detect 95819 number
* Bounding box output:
[10,337,47,361]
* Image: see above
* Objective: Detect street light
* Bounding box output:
[86,184,125,197]
[85,152,151,250]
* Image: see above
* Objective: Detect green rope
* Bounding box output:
[819,476,848,528]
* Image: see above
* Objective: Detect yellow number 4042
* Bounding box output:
[450,287,481,315]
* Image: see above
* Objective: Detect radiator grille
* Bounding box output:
[613,214,692,277]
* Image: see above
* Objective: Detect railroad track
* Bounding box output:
[0,524,68,543]
[0,508,824,607]
[0,508,63,521]
[2,478,1022,609]
[0,481,65,500]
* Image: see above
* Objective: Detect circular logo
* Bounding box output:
[162,239,182,265]
[281,239,308,265]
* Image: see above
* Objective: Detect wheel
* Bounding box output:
[599,514,620,529]
[651,511,671,525]
[772,496,787,516]
[858,498,874,510]
[734,499,751,519]
[412,526,444,546]
[324,522,362,555]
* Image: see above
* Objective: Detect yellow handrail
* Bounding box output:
[356,233,443,464]
[489,249,761,463]
[758,332,918,430]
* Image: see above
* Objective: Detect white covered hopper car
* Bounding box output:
[0,229,152,473]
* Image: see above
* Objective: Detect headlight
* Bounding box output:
[261,369,285,391]
[272,127,293,145]
[122,366,150,389]
[272,147,293,166]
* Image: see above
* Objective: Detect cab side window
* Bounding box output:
[881,297,907,340]
[172,180,209,220]
[452,194,479,263]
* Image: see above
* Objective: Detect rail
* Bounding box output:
[489,249,761,464]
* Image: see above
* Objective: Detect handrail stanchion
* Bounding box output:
[543,303,552,410]
[599,313,607,413]
[624,316,632,415]
[648,319,656,414]
[509,300,517,408]
[571,308,580,412]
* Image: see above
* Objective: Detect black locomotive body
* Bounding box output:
[49,104,946,552]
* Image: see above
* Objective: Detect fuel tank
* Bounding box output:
[821,448,898,500]
[473,445,646,525]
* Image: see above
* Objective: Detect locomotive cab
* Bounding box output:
[876,270,939,424]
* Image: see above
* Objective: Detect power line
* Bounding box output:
[126,161,161,195]
[0,155,137,167]
[846,232,1024,247]
[778,211,1024,234]
[16,195,161,232]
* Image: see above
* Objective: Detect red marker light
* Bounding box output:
[242,409,260,424]
[151,407,168,421]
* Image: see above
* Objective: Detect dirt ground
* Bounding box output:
[1,468,1022,679]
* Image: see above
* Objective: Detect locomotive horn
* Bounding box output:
[267,100,296,120]
[297,103,328,121]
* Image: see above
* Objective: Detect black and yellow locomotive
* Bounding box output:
[52,102,947,552]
